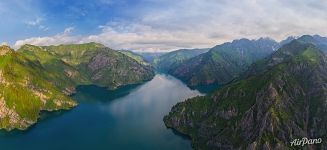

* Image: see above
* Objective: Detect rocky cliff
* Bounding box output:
[164,40,327,150]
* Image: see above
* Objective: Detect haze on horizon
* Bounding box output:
[1,0,327,52]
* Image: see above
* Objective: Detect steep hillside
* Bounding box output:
[18,45,90,95]
[137,52,167,63]
[43,43,155,89]
[118,50,149,66]
[164,40,327,149]
[0,46,76,130]
[170,38,278,86]
[153,48,209,72]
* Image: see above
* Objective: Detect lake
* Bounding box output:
[0,74,203,150]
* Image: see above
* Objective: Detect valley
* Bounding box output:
[0,35,326,150]
[1,1,326,150]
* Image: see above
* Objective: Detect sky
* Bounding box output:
[1,0,327,52]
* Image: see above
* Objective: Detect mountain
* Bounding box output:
[244,35,327,78]
[164,40,327,149]
[42,43,155,89]
[153,48,209,72]
[170,38,279,86]
[279,36,297,46]
[118,50,149,66]
[137,52,167,63]
[297,35,327,53]
[17,45,91,95]
[0,46,76,130]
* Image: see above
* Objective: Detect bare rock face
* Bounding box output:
[0,45,13,56]
[87,52,116,73]
[0,97,29,130]
[86,50,154,89]
[62,87,76,96]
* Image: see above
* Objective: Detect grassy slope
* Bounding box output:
[43,42,105,67]
[17,45,91,92]
[118,50,149,66]
[0,46,76,130]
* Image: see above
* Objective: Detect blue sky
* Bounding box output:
[1,0,132,41]
[1,0,327,51]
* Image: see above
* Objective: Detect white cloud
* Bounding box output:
[1,42,8,46]
[14,0,327,52]
[14,27,80,49]
[26,17,49,31]
[14,23,215,51]
[26,17,43,26]
[64,27,75,34]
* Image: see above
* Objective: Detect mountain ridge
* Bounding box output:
[42,42,155,89]
[169,38,279,86]
[164,39,327,149]
[153,48,209,72]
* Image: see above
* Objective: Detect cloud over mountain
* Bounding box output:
[9,0,327,51]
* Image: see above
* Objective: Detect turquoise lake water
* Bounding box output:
[0,74,203,150]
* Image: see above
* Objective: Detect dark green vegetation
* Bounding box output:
[170,38,279,86]
[153,48,209,72]
[0,43,155,131]
[164,39,327,149]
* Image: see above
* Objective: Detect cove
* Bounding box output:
[0,74,202,150]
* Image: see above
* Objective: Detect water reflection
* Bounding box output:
[108,74,202,117]
[0,74,201,150]
[189,83,221,94]
[72,83,142,103]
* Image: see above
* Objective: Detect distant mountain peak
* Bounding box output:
[83,42,106,48]
[297,34,327,43]
[298,34,315,41]
[170,37,278,86]
[48,42,107,49]
[296,34,327,53]
[257,37,276,42]
[279,36,297,46]
[231,38,251,44]
[20,44,44,51]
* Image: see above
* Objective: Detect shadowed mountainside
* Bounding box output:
[164,39,327,149]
